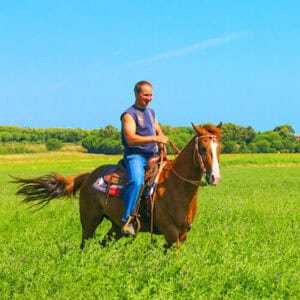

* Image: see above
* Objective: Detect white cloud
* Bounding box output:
[128,32,251,65]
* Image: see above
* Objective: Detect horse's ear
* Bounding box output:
[217,122,222,129]
[191,122,200,133]
[191,122,206,135]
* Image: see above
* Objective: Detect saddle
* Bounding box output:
[92,154,162,197]
[103,154,160,186]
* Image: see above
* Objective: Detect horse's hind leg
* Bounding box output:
[100,222,123,247]
[80,213,104,249]
[80,201,105,249]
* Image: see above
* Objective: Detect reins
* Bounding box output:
[168,140,181,154]
[167,134,217,186]
[168,163,204,186]
[150,146,166,243]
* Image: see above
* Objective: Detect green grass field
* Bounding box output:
[1,152,299,299]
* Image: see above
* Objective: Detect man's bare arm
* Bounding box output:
[122,113,168,146]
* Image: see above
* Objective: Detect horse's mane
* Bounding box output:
[201,124,223,138]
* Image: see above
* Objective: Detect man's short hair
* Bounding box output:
[134,81,153,94]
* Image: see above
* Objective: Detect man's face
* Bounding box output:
[135,84,153,108]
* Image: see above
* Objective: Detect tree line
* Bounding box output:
[0,123,299,154]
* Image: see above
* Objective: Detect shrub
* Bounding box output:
[222,140,239,153]
[294,143,300,153]
[45,138,63,151]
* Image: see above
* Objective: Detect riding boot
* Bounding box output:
[121,216,135,236]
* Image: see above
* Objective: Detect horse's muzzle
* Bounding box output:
[206,173,221,186]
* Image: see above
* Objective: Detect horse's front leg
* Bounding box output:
[161,224,181,249]
[100,222,123,247]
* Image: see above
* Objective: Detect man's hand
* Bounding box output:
[156,132,169,145]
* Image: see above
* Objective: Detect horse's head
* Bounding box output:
[192,122,222,185]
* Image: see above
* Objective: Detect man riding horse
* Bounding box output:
[12,81,222,249]
[120,81,168,236]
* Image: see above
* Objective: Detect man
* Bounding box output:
[120,80,168,235]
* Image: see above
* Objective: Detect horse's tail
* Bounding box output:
[11,172,89,210]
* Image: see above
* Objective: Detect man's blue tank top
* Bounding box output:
[121,105,158,157]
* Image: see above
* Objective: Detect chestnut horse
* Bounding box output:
[13,123,222,249]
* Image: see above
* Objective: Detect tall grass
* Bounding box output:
[0,142,85,154]
[0,153,299,299]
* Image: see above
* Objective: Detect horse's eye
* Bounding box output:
[199,147,207,154]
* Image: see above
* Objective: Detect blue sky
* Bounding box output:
[1,1,299,133]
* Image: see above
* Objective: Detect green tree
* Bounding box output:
[98,125,120,139]
[271,140,284,152]
[98,138,122,154]
[222,140,238,153]
[45,138,63,151]
[243,126,256,143]
[239,141,250,153]
[281,139,295,153]
[248,143,258,153]
[273,124,295,139]
[222,123,256,144]
[256,140,271,153]
[81,136,101,153]
[294,142,300,153]
[0,132,14,142]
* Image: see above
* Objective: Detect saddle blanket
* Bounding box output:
[92,176,157,198]
[93,177,123,197]
[92,159,164,198]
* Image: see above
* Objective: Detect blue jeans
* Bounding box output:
[122,154,148,222]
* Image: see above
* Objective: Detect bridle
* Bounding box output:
[193,134,217,171]
[168,134,218,186]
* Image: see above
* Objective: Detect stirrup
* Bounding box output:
[121,216,136,236]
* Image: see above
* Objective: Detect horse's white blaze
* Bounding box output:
[210,140,221,184]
